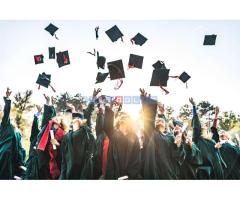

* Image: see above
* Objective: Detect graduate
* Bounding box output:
[25,105,43,179]
[59,89,101,179]
[101,96,141,180]
[211,107,240,179]
[0,88,26,180]
[140,88,186,179]
[171,120,203,179]
[189,98,226,179]
[35,94,68,179]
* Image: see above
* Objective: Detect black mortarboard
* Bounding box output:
[72,112,84,119]
[105,25,124,42]
[179,72,191,83]
[107,60,125,80]
[203,34,217,45]
[56,51,70,68]
[173,119,184,127]
[97,51,106,69]
[34,54,44,64]
[95,72,109,84]
[36,72,51,88]
[150,68,170,87]
[45,23,59,39]
[49,47,55,59]
[131,33,147,46]
[128,54,144,69]
[152,60,166,69]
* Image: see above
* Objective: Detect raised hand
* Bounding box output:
[93,88,102,99]
[51,96,57,105]
[215,142,222,149]
[174,132,183,148]
[5,87,12,98]
[139,88,147,97]
[158,103,165,114]
[36,105,43,113]
[189,97,196,106]
[43,94,50,105]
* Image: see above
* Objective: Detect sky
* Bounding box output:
[0,20,240,118]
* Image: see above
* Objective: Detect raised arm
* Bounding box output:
[211,106,220,143]
[103,105,114,139]
[189,98,201,143]
[140,88,157,140]
[95,107,105,137]
[0,88,12,129]
[41,94,56,128]
[84,88,102,128]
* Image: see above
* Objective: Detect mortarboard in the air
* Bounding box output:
[203,34,217,45]
[36,72,56,92]
[45,23,59,39]
[152,60,166,69]
[179,71,191,88]
[150,68,170,94]
[49,47,55,59]
[95,72,109,84]
[56,51,70,68]
[97,51,106,69]
[131,33,147,46]
[34,54,44,64]
[107,59,125,89]
[128,54,144,69]
[105,25,124,42]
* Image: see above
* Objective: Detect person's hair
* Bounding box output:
[73,118,87,129]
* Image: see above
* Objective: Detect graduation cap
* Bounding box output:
[150,68,170,94]
[72,112,84,119]
[131,33,147,46]
[203,34,217,45]
[49,47,55,59]
[45,23,59,40]
[128,54,144,69]
[173,119,184,128]
[152,60,166,69]
[179,71,191,88]
[95,72,109,84]
[105,25,124,42]
[34,54,44,64]
[36,72,56,92]
[97,51,106,69]
[107,59,125,89]
[56,51,70,68]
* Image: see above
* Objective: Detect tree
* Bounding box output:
[55,92,87,113]
[179,104,192,120]
[13,90,34,131]
[197,101,215,117]
[218,111,238,131]
[165,106,174,119]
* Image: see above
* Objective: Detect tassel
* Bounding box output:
[114,79,123,90]
[95,26,99,40]
[38,85,40,90]
[50,85,56,93]
[87,48,96,56]
[54,34,59,40]
[130,38,134,44]
[121,37,124,42]
[160,86,169,95]
[128,64,135,70]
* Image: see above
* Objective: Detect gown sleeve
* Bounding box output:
[191,105,202,143]
[103,106,114,139]
[41,104,56,128]
[83,101,95,128]
[211,117,219,143]
[0,97,11,129]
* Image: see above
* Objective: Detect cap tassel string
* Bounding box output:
[54,34,59,40]
[160,86,169,95]
[95,26,99,40]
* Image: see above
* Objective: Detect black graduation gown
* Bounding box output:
[144,131,186,179]
[191,107,225,179]
[59,126,96,179]
[0,98,26,179]
[140,96,186,180]
[103,107,141,180]
[25,114,41,179]
[83,101,95,129]
[179,143,203,179]
[35,105,60,180]
[211,127,240,179]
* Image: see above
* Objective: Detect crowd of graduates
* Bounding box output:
[0,87,239,180]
